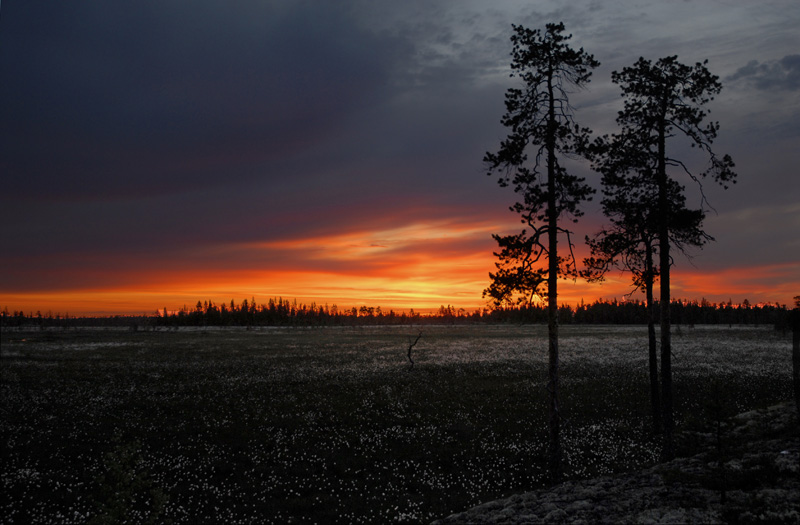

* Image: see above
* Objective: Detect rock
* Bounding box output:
[542,508,567,522]
[566,499,592,512]
[539,502,558,513]
[433,402,799,524]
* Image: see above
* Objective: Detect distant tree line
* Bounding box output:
[2,297,791,329]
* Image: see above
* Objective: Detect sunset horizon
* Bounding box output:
[3,215,797,317]
[2,2,798,319]
[3,258,795,317]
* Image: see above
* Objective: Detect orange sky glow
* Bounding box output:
[3,3,798,320]
[4,220,796,316]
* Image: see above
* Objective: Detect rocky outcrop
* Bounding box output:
[434,403,799,524]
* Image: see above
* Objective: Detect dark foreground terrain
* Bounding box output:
[1,325,794,523]
[436,402,799,523]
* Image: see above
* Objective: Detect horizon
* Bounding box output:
[2,2,798,316]
[3,288,791,319]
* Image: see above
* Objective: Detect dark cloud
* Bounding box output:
[1,0,798,308]
[0,0,515,281]
[0,1,410,200]
[727,55,800,91]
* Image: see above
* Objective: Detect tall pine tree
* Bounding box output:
[584,134,709,436]
[608,56,736,459]
[484,22,598,482]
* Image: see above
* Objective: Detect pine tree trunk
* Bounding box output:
[645,242,662,435]
[546,69,561,484]
[657,107,674,461]
[547,208,560,483]
[792,310,800,422]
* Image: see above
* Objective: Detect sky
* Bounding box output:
[1,0,799,315]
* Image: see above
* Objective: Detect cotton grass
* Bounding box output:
[1,325,791,523]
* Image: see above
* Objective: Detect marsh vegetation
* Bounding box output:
[1,325,792,523]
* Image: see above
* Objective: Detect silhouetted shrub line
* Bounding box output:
[2,297,791,329]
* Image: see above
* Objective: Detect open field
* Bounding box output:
[1,325,793,523]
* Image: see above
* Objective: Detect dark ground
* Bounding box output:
[435,402,800,524]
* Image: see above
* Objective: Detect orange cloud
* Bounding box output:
[670,262,800,305]
[2,220,507,315]
[3,221,797,316]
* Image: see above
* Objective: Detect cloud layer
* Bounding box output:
[1,0,799,314]
[728,55,800,91]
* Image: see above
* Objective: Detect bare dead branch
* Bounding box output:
[407,331,422,369]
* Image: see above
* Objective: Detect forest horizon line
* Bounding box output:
[2,295,793,328]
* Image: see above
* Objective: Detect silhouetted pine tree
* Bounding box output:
[609,56,737,459]
[584,114,710,435]
[484,22,599,483]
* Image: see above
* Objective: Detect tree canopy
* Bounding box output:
[483,22,598,307]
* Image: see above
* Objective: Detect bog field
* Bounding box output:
[0,324,793,523]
